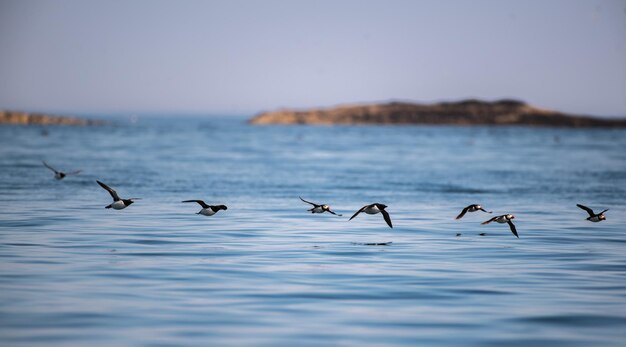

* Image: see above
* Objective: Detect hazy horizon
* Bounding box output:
[1,0,625,117]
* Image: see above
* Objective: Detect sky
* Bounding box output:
[1,0,625,117]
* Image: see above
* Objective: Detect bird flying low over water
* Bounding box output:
[481,214,518,238]
[182,200,227,216]
[96,180,140,210]
[43,161,81,180]
[576,204,608,222]
[455,204,492,219]
[299,197,342,216]
[349,203,393,228]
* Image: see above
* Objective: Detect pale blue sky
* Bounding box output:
[1,0,625,116]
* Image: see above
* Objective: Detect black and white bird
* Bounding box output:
[96,180,139,210]
[349,203,393,228]
[455,204,492,219]
[576,204,608,222]
[43,161,81,180]
[299,197,342,216]
[182,200,227,216]
[481,214,518,238]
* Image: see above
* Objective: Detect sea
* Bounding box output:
[1,116,625,346]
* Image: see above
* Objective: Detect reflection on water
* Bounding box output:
[1,117,625,346]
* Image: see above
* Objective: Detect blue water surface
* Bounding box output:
[1,116,625,346]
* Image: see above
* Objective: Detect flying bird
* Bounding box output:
[96,180,139,210]
[481,214,518,238]
[576,204,608,222]
[455,204,492,219]
[349,203,393,228]
[299,197,342,216]
[43,161,81,180]
[182,200,228,216]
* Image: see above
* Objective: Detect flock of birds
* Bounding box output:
[44,161,610,239]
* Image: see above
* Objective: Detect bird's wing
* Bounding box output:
[349,206,367,221]
[182,200,209,208]
[576,204,595,217]
[479,208,492,213]
[381,209,393,228]
[97,180,120,201]
[507,220,519,238]
[481,216,497,225]
[299,196,319,207]
[43,161,58,173]
[65,170,82,176]
[599,209,609,215]
[327,209,342,216]
[455,206,469,220]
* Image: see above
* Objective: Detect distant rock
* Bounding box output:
[249,99,626,127]
[0,110,104,126]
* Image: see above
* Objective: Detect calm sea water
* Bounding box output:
[1,117,625,346]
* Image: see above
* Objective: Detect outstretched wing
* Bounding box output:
[599,209,609,215]
[327,209,342,217]
[381,209,393,228]
[479,208,492,214]
[576,204,595,217]
[455,206,469,220]
[182,200,209,208]
[299,196,319,207]
[349,205,367,221]
[43,161,58,173]
[481,216,498,225]
[507,220,519,238]
[97,180,120,201]
[65,170,82,176]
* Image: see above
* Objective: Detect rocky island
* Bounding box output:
[0,110,104,126]
[249,99,626,127]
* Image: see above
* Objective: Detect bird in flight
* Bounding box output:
[299,197,342,216]
[97,180,139,210]
[182,200,228,216]
[349,203,393,228]
[481,214,518,238]
[43,161,81,180]
[576,204,608,222]
[455,204,492,219]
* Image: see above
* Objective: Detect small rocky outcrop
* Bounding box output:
[0,110,104,126]
[249,99,626,127]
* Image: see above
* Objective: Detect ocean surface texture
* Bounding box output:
[1,117,625,346]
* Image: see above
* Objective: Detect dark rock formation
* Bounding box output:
[0,110,104,126]
[249,99,626,127]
